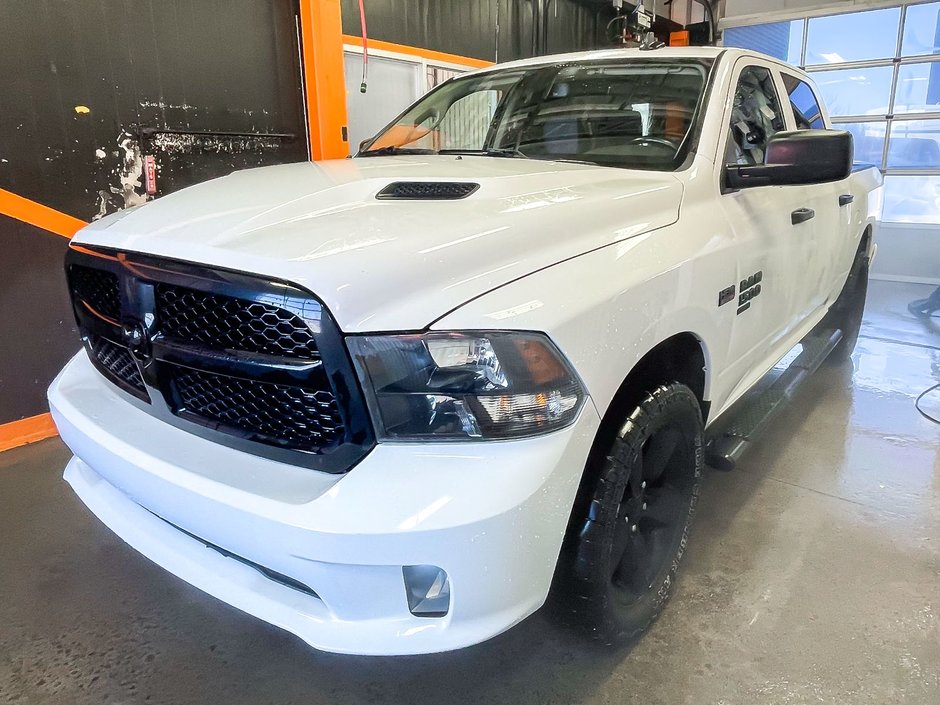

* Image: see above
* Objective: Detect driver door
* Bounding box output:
[718,61,815,399]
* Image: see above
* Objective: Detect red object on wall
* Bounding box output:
[144,155,157,195]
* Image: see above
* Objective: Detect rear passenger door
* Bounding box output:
[780,71,854,313]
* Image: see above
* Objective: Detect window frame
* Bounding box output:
[717,58,799,191]
[360,57,718,173]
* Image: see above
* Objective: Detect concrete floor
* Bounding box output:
[1,280,938,705]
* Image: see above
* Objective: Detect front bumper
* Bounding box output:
[50,352,600,655]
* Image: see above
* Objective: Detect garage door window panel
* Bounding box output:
[805,7,901,65]
[809,66,894,119]
[888,119,940,169]
[893,62,940,114]
[883,174,940,222]
[840,121,888,167]
[902,2,940,57]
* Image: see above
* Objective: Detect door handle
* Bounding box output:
[839,194,854,207]
[791,208,816,225]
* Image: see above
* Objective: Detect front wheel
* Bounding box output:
[555,382,704,645]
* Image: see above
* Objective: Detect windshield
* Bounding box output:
[360,59,712,171]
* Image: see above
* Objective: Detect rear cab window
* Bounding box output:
[782,74,827,129]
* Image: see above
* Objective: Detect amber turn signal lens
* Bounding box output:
[513,338,568,385]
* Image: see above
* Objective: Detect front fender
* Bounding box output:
[432,225,726,419]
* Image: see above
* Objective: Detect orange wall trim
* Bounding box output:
[342,35,494,70]
[0,188,86,238]
[0,413,58,453]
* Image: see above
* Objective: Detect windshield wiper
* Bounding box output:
[358,146,437,157]
[438,148,529,159]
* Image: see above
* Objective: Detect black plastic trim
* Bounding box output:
[376,182,480,200]
[152,511,321,599]
[65,244,375,474]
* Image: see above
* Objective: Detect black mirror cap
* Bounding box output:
[726,129,854,190]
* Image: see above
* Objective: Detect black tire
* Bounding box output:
[826,238,870,363]
[555,383,704,645]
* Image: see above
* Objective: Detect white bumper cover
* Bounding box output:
[50,352,600,655]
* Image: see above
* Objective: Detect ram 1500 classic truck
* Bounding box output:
[49,47,882,655]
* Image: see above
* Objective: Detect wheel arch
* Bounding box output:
[559,331,710,548]
[594,332,711,425]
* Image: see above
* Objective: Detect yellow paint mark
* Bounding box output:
[74,105,90,114]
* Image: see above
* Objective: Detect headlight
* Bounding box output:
[347,331,586,441]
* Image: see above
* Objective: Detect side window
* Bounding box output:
[782,74,826,130]
[726,66,786,166]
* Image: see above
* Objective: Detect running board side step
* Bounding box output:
[705,328,843,471]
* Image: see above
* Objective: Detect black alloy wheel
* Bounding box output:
[555,382,703,645]
[608,420,696,601]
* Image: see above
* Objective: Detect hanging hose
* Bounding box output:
[606,14,629,45]
[916,382,940,425]
[358,0,368,93]
[694,0,717,46]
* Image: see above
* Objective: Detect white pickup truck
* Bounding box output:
[49,47,881,655]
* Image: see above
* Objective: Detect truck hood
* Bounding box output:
[75,156,682,331]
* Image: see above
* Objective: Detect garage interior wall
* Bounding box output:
[0,0,614,440]
[0,0,312,440]
[340,0,613,63]
[722,0,940,286]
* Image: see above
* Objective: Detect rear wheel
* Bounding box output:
[556,383,703,644]
[826,238,870,363]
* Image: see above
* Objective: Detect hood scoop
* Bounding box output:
[376,181,480,200]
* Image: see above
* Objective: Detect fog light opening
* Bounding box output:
[403,565,450,618]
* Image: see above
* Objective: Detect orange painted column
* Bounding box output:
[298,0,350,160]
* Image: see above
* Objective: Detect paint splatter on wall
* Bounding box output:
[94,132,149,220]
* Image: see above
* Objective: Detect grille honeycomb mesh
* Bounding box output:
[156,284,319,359]
[71,266,121,319]
[173,369,345,451]
[90,336,148,399]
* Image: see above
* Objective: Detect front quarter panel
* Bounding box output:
[433,216,732,423]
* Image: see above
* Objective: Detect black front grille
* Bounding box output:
[376,181,479,200]
[65,247,374,473]
[70,265,121,319]
[173,368,345,452]
[155,284,320,359]
[90,336,149,401]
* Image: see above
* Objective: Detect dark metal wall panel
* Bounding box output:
[0,0,308,221]
[340,0,611,62]
[0,0,311,428]
[0,217,78,422]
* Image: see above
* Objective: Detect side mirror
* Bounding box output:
[725,129,854,190]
